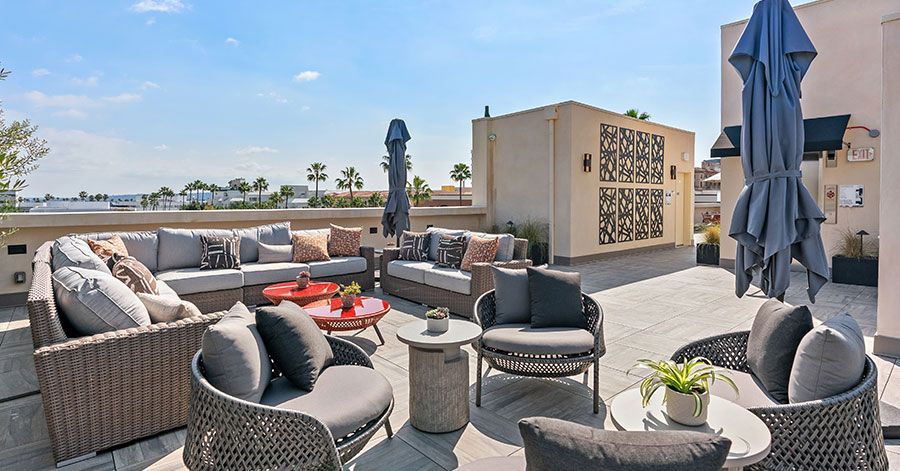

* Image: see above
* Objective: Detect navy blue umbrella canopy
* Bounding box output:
[381,119,412,239]
[729,0,829,302]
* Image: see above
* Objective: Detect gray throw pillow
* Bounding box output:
[746,299,813,403]
[256,301,334,391]
[51,236,111,275]
[527,266,586,329]
[51,266,150,336]
[518,417,731,471]
[491,266,530,324]
[202,302,272,402]
[789,313,865,403]
[257,242,293,263]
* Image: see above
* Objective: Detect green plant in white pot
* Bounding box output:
[629,357,738,426]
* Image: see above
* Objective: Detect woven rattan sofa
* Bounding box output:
[184,336,393,470]
[671,331,888,471]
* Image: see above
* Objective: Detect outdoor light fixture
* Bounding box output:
[583,153,592,173]
[670,165,677,180]
[488,134,497,141]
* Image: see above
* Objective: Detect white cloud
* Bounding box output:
[300,105,310,111]
[235,146,280,155]
[146,17,157,25]
[71,75,100,86]
[225,37,240,46]
[293,70,320,82]
[154,144,169,150]
[51,109,88,120]
[67,54,83,63]
[130,0,186,13]
[31,68,51,77]
[141,81,160,90]
[102,93,142,103]
[257,91,288,104]
[23,91,96,108]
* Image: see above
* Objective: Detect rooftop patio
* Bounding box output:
[0,246,895,470]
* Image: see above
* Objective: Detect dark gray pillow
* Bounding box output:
[491,266,530,324]
[256,301,334,391]
[789,313,865,403]
[746,299,813,403]
[52,266,150,336]
[201,302,271,402]
[527,266,585,329]
[518,417,731,471]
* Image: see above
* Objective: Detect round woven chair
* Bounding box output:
[183,336,393,471]
[671,330,888,471]
[473,290,606,413]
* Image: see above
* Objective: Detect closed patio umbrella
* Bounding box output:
[381,118,412,240]
[729,0,829,302]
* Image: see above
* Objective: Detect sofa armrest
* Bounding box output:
[470,259,533,298]
[360,245,375,270]
[381,247,401,274]
[513,238,529,260]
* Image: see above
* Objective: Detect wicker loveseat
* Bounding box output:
[671,331,888,471]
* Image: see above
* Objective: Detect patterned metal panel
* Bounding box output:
[618,128,635,183]
[651,134,665,184]
[599,187,617,245]
[650,189,664,238]
[599,124,618,182]
[617,188,634,242]
[635,131,650,184]
[635,188,649,240]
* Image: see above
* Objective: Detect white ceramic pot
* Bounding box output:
[341,294,356,309]
[665,388,709,426]
[427,317,449,333]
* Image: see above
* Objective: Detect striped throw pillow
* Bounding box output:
[200,235,242,269]
[435,234,466,269]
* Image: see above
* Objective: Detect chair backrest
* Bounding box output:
[26,242,70,348]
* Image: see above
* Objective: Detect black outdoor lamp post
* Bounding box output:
[857,230,870,257]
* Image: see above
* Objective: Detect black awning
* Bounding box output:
[710,114,851,157]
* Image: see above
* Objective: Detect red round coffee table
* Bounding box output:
[303,297,391,345]
[262,281,340,307]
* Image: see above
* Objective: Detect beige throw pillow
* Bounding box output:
[328,223,361,257]
[88,234,129,261]
[292,233,331,262]
[460,235,499,272]
[137,292,202,323]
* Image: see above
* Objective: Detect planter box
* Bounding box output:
[832,256,878,287]
[696,243,720,265]
[529,242,549,266]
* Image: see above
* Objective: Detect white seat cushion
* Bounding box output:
[155,267,243,295]
[423,266,472,295]
[386,260,433,284]
[241,262,311,286]
[307,257,367,278]
[481,324,594,355]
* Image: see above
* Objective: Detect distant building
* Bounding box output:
[28,200,111,212]
[0,190,16,207]
[693,159,720,191]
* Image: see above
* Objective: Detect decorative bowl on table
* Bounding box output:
[296,271,311,289]
[425,307,450,333]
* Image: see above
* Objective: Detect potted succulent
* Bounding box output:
[425,307,450,333]
[629,357,737,426]
[296,270,311,289]
[832,228,878,287]
[696,224,720,265]
[339,281,361,309]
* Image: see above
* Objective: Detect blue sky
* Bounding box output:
[1,0,771,197]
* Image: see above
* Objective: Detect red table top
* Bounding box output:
[303,297,391,319]
[262,281,340,300]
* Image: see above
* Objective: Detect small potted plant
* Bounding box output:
[339,281,361,309]
[629,357,737,426]
[696,224,720,265]
[296,270,311,289]
[425,307,450,333]
[832,228,878,286]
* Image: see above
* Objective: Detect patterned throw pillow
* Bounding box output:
[329,223,361,257]
[292,233,331,262]
[200,235,242,270]
[460,235,499,272]
[399,231,429,261]
[111,256,159,295]
[435,234,466,269]
[88,234,129,261]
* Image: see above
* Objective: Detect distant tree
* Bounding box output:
[367,192,385,207]
[238,180,252,204]
[159,186,174,210]
[206,183,219,206]
[252,177,268,208]
[279,185,295,209]
[140,194,149,210]
[449,163,471,205]
[88,195,95,202]
[319,194,335,208]
[333,196,350,208]
[102,193,108,201]
[406,175,431,207]
[307,196,320,208]
[625,109,650,120]
[78,191,88,201]
[269,191,284,208]
[306,163,328,199]
[380,154,412,173]
[148,192,160,210]
[44,193,53,202]
[191,179,204,202]
[336,167,363,201]
[93,193,103,202]
[179,188,187,207]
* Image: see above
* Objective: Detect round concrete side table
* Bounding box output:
[396,319,482,433]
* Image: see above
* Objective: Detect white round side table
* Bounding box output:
[610,388,771,470]
[396,319,482,433]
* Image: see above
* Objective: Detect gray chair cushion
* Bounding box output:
[241,262,311,286]
[426,227,467,261]
[423,266,472,295]
[708,368,779,409]
[157,228,234,271]
[746,299,813,403]
[453,457,526,471]
[308,257,367,278]
[74,231,159,272]
[257,242,293,264]
[51,266,150,336]
[234,222,292,264]
[518,417,731,471]
[201,302,271,402]
[467,232,515,262]
[52,236,111,274]
[261,365,392,439]
[155,267,243,295]
[491,266,530,324]
[256,302,334,391]
[789,313,866,403]
[481,324,594,355]
[386,260,432,284]
[527,267,586,329]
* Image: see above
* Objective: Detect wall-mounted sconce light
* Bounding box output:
[488,134,497,141]
[14,272,26,284]
[670,165,677,180]
[682,152,690,162]
[583,153,592,173]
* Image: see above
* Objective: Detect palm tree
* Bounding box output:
[159,187,175,210]
[88,195,95,202]
[367,192,385,207]
[179,188,187,208]
[94,193,103,202]
[43,193,53,202]
[319,194,335,208]
[306,163,328,199]
[191,179,204,202]
[335,167,364,202]
[140,194,149,210]
[380,154,412,173]
[206,183,219,206]
[449,163,472,205]
[279,185,295,209]
[252,177,268,207]
[102,194,109,201]
[269,191,284,208]
[78,191,88,201]
[238,181,252,204]
[406,175,432,207]
[624,109,651,120]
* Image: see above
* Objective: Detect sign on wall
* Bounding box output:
[847,147,875,162]
[839,185,864,207]
[823,184,837,224]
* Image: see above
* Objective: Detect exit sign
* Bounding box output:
[848,147,875,162]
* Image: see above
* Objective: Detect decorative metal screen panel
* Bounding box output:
[617,188,634,242]
[600,124,618,182]
[635,188,649,240]
[599,187,617,245]
[651,134,665,184]
[635,131,650,184]
[618,128,635,183]
[650,189,664,238]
